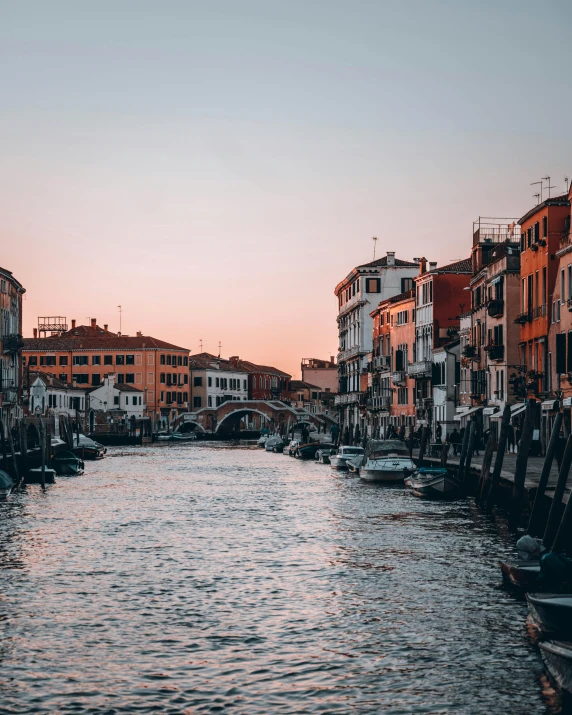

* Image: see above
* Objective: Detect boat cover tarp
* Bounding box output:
[0,470,13,490]
[540,552,572,588]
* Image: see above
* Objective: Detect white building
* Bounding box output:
[27,372,86,417]
[432,340,460,441]
[189,353,249,409]
[334,252,419,439]
[88,374,145,418]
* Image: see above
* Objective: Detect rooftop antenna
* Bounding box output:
[533,193,540,205]
[542,176,557,198]
[531,180,543,202]
[218,341,222,358]
[117,305,122,334]
[565,176,570,193]
[372,236,378,260]
[199,338,203,352]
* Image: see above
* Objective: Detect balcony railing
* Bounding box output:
[532,304,547,320]
[515,310,532,325]
[391,371,406,384]
[407,360,432,377]
[488,345,505,361]
[334,391,364,406]
[337,345,366,362]
[371,355,390,371]
[367,395,391,411]
[487,299,504,318]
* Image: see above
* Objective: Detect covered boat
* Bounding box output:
[0,470,13,499]
[265,435,285,453]
[527,594,572,638]
[53,450,85,476]
[359,440,414,483]
[539,641,572,696]
[329,446,365,470]
[405,467,461,499]
[72,435,106,460]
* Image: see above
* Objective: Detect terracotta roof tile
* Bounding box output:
[23,334,189,352]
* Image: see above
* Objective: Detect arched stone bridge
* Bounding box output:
[170,400,337,436]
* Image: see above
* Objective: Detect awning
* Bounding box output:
[453,406,483,421]
[563,397,572,408]
[483,407,499,416]
[490,402,527,420]
[541,399,560,412]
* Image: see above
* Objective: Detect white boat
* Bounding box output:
[359,440,415,482]
[329,446,365,470]
[0,469,13,499]
[539,640,572,695]
[257,435,269,448]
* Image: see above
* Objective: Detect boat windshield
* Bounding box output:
[367,440,409,458]
[341,448,364,455]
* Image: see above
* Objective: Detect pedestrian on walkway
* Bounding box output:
[515,425,522,453]
[450,427,460,456]
[506,424,515,453]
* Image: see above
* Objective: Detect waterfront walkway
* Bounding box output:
[419,449,571,502]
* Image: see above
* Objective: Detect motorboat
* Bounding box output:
[52,450,85,476]
[499,560,541,590]
[296,442,335,460]
[169,432,197,441]
[257,435,269,448]
[315,446,336,464]
[72,434,106,460]
[284,440,300,456]
[0,470,13,499]
[359,440,415,483]
[539,641,572,696]
[265,435,285,453]
[329,446,365,470]
[527,594,572,638]
[404,467,461,499]
[346,454,366,474]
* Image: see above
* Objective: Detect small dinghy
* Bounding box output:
[0,470,13,499]
[405,467,461,499]
[330,446,365,470]
[527,594,572,638]
[53,450,85,476]
[26,468,57,485]
[499,560,541,589]
[539,641,572,696]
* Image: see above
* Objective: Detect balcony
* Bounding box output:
[488,345,505,361]
[2,333,24,354]
[334,391,364,406]
[338,345,366,362]
[487,299,504,318]
[515,311,532,325]
[407,360,432,377]
[532,304,547,320]
[372,355,390,371]
[392,371,406,385]
[367,395,391,411]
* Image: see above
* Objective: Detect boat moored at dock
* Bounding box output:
[404,467,461,499]
[526,594,572,638]
[329,446,365,470]
[359,440,414,483]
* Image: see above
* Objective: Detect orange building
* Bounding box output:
[518,193,570,396]
[22,319,190,427]
[370,289,416,437]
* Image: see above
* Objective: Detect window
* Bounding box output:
[183,357,188,366]
[135,354,142,365]
[116,355,125,365]
[208,376,212,387]
[40,356,56,366]
[543,216,548,238]
[243,380,247,390]
[184,374,188,384]
[148,353,154,366]
[59,373,67,381]
[167,355,172,365]
[126,354,135,365]
[92,374,101,386]
[178,356,182,366]
[401,277,414,293]
[29,355,38,365]
[160,372,166,383]
[59,356,68,366]
[183,392,188,403]
[194,376,202,387]
[92,355,101,365]
[166,391,171,403]
[216,377,220,387]
[114,395,120,405]
[126,373,135,383]
[104,355,113,365]
[117,373,124,383]
[160,391,164,402]
[556,333,566,374]
[208,396,212,407]
[147,372,153,384]
[160,354,166,365]
[366,278,380,293]
[72,374,89,384]
[193,396,202,408]
[135,373,142,384]
[396,310,408,325]
[73,355,88,365]
[133,396,138,405]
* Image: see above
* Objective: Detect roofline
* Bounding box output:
[0,266,25,293]
[519,195,570,226]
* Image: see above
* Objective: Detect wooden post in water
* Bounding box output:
[418,426,429,468]
[476,431,496,506]
[19,420,28,488]
[457,423,471,481]
[441,442,450,468]
[553,487,572,553]
[485,405,511,514]
[528,410,563,538]
[0,417,7,472]
[508,400,535,531]
[462,418,477,487]
[38,419,46,490]
[543,432,572,549]
[7,421,20,486]
[45,420,51,469]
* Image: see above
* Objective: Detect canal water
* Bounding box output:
[0,443,560,714]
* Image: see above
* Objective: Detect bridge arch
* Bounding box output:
[176,420,205,434]
[215,408,276,434]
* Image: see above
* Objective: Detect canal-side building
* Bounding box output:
[335,251,419,441]
[432,339,460,441]
[288,380,335,417]
[22,318,190,427]
[25,371,86,418]
[226,357,291,400]
[0,267,25,426]
[411,258,471,433]
[88,374,146,419]
[300,357,337,394]
[189,353,249,409]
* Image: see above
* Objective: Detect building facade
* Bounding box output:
[88,375,146,419]
[300,357,337,393]
[0,267,25,426]
[189,353,249,409]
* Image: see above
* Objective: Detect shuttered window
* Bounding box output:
[556,333,566,374]
[366,278,380,293]
[567,332,572,373]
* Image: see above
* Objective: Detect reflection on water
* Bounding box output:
[0,443,560,713]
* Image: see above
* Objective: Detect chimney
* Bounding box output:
[104,324,108,332]
[33,328,37,338]
[71,319,76,329]
[229,356,239,367]
[330,355,335,363]
[136,331,142,338]
[386,251,396,266]
[91,318,97,329]
[429,261,437,272]
[418,257,427,275]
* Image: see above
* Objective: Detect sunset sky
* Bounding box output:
[2,0,571,377]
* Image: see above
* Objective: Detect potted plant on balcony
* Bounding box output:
[462,345,476,359]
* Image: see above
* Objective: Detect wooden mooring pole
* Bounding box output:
[418,426,429,468]
[543,432,572,550]
[7,422,20,487]
[485,404,511,514]
[457,423,471,482]
[19,420,28,488]
[462,418,477,487]
[528,409,563,538]
[0,417,7,472]
[38,419,46,490]
[476,431,495,506]
[553,485,572,553]
[508,400,535,531]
